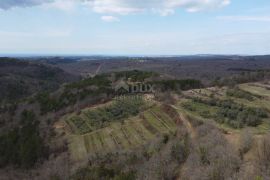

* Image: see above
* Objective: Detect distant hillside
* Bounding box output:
[52,55,270,84]
[0,57,79,104]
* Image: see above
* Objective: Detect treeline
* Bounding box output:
[36,75,113,114]
[1,70,203,117]
[0,57,30,67]
[213,70,270,87]
[34,71,202,115]
[114,70,158,82]
[65,74,111,89]
[0,110,47,168]
[153,79,202,91]
[0,58,78,104]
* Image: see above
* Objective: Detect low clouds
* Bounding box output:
[86,0,231,15]
[0,0,230,13]
[0,0,231,22]
[0,0,52,10]
[101,15,120,22]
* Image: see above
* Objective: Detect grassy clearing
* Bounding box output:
[177,100,244,135]
[69,135,88,161]
[239,83,270,98]
[184,87,226,100]
[256,120,270,134]
[181,100,218,118]
[231,96,270,111]
[143,111,169,133]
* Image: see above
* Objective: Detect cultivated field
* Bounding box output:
[60,82,270,161]
[177,82,270,134]
[62,98,177,161]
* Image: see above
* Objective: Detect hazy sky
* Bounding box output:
[0,0,270,55]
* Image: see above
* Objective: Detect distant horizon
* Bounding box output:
[0,53,270,58]
[1,0,270,54]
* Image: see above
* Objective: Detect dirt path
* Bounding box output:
[171,105,197,139]
[95,63,103,76]
[171,105,198,180]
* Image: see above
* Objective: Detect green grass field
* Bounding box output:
[239,83,270,98]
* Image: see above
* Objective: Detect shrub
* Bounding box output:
[226,88,255,101]
[69,96,145,134]
[171,134,190,164]
[181,126,241,180]
[194,97,267,128]
[71,163,136,180]
[255,133,270,169]
[182,102,196,111]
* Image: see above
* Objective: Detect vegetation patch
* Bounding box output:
[182,97,268,129]
[239,83,270,98]
[71,165,136,180]
[66,95,145,134]
[114,70,158,82]
[226,87,258,101]
[153,79,202,92]
[67,104,177,161]
[36,74,113,114]
[70,127,190,180]
[0,110,47,169]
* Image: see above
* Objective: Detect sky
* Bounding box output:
[0,0,270,55]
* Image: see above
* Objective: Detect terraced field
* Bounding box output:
[64,82,270,161]
[239,83,270,99]
[66,105,177,161]
[66,95,146,135]
[179,82,270,133]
